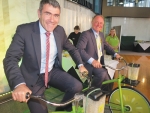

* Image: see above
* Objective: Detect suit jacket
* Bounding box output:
[3,20,83,90]
[76,29,115,65]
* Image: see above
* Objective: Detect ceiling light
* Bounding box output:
[119,2,124,4]
[119,0,124,4]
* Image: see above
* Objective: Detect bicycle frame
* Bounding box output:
[51,76,128,113]
[102,74,129,113]
[25,58,129,113]
[45,59,128,113]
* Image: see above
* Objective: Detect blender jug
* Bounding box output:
[128,63,140,81]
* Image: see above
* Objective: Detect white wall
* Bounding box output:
[57,0,95,36]
[111,17,150,41]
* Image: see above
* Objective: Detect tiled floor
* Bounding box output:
[118,50,150,56]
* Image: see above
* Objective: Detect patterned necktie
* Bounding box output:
[96,34,102,62]
[45,32,50,87]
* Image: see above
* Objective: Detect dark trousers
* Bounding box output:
[27,67,83,113]
[84,63,112,91]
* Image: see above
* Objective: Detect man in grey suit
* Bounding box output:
[76,15,121,90]
[3,0,87,113]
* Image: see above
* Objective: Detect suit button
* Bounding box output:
[31,85,33,87]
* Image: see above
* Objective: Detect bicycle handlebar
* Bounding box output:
[26,92,84,107]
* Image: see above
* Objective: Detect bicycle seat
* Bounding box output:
[83,87,106,101]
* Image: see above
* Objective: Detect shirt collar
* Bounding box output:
[39,21,53,35]
[91,28,99,38]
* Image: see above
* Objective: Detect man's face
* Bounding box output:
[92,16,104,33]
[38,4,60,32]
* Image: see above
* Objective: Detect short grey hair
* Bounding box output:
[92,15,104,21]
[39,0,60,12]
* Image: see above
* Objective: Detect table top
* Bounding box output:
[134,42,150,50]
[105,59,119,79]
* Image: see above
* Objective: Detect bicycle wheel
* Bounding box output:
[108,86,150,113]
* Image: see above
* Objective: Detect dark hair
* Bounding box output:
[39,0,60,12]
[74,25,80,30]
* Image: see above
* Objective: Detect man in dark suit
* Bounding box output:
[3,0,87,113]
[76,15,121,90]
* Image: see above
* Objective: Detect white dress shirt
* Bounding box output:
[39,22,57,74]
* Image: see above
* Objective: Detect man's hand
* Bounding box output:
[78,65,88,78]
[92,60,102,68]
[12,84,32,103]
[115,54,122,60]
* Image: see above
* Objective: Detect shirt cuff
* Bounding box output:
[78,64,84,68]
[114,53,118,57]
[87,57,94,64]
[14,83,26,89]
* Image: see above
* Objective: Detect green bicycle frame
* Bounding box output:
[102,74,129,113]
[51,104,84,113]
[51,75,127,113]
[51,87,90,113]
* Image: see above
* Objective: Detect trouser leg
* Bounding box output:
[48,67,83,111]
[92,67,110,88]
[27,75,48,113]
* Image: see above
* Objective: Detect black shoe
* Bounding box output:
[55,107,65,111]
[55,105,72,112]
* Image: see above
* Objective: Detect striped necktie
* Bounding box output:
[45,32,50,87]
[96,34,102,62]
